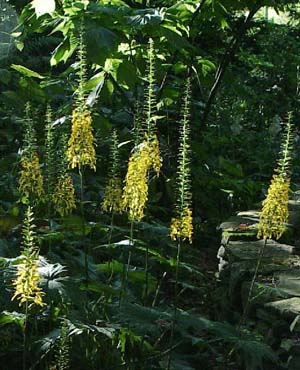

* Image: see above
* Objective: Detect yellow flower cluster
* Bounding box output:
[102,178,123,213]
[257,174,290,240]
[12,253,45,307]
[66,108,96,171]
[19,152,44,201]
[52,174,76,217]
[170,207,193,243]
[123,142,151,221]
[149,135,162,176]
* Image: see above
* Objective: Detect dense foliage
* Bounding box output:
[1,0,300,369]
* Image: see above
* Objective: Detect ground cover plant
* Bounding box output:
[1,1,300,369]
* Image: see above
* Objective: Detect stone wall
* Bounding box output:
[217,201,300,370]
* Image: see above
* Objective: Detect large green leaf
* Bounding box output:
[86,25,119,63]
[31,0,56,17]
[11,64,45,79]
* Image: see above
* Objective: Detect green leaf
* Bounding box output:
[127,8,165,28]
[11,64,45,79]
[0,311,25,328]
[86,25,119,63]
[31,0,56,18]
[50,37,77,66]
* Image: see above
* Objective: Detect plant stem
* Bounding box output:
[144,242,149,305]
[125,221,134,290]
[107,212,115,286]
[152,271,167,307]
[167,238,182,370]
[79,166,88,285]
[120,221,134,306]
[23,302,29,370]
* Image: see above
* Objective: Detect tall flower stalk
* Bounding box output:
[66,28,96,172]
[54,320,70,370]
[102,130,123,216]
[19,103,44,205]
[12,206,45,370]
[44,104,55,201]
[102,130,123,290]
[122,39,163,304]
[240,113,294,328]
[167,78,193,370]
[53,133,76,217]
[66,27,95,284]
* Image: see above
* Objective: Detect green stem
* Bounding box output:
[152,271,167,307]
[144,242,149,305]
[120,221,134,306]
[23,302,29,370]
[79,166,88,285]
[167,237,182,370]
[107,212,115,286]
[125,222,134,289]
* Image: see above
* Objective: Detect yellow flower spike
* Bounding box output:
[170,78,193,244]
[170,207,193,243]
[102,130,123,214]
[257,114,294,241]
[123,141,151,221]
[19,152,44,201]
[52,174,76,217]
[257,174,290,240]
[12,206,45,308]
[66,108,96,171]
[149,135,162,176]
[102,178,123,214]
[12,253,45,307]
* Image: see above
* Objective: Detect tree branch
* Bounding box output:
[201,5,262,130]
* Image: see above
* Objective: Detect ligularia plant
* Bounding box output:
[239,114,294,329]
[54,321,70,370]
[143,38,162,175]
[53,134,76,217]
[123,141,151,221]
[66,29,96,171]
[257,114,294,240]
[44,104,55,199]
[102,130,123,214]
[123,39,162,222]
[12,206,45,307]
[19,103,44,203]
[170,78,193,243]
[167,78,193,370]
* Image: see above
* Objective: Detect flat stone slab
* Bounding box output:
[226,240,294,262]
[288,200,300,212]
[265,297,300,317]
[275,270,300,297]
[219,216,258,231]
[237,210,260,220]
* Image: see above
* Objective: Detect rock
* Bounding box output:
[226,240,294,263]
[237,210,260,219]
[265,298,300,318]
[241,281,289,308]
[275,270,300,297]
